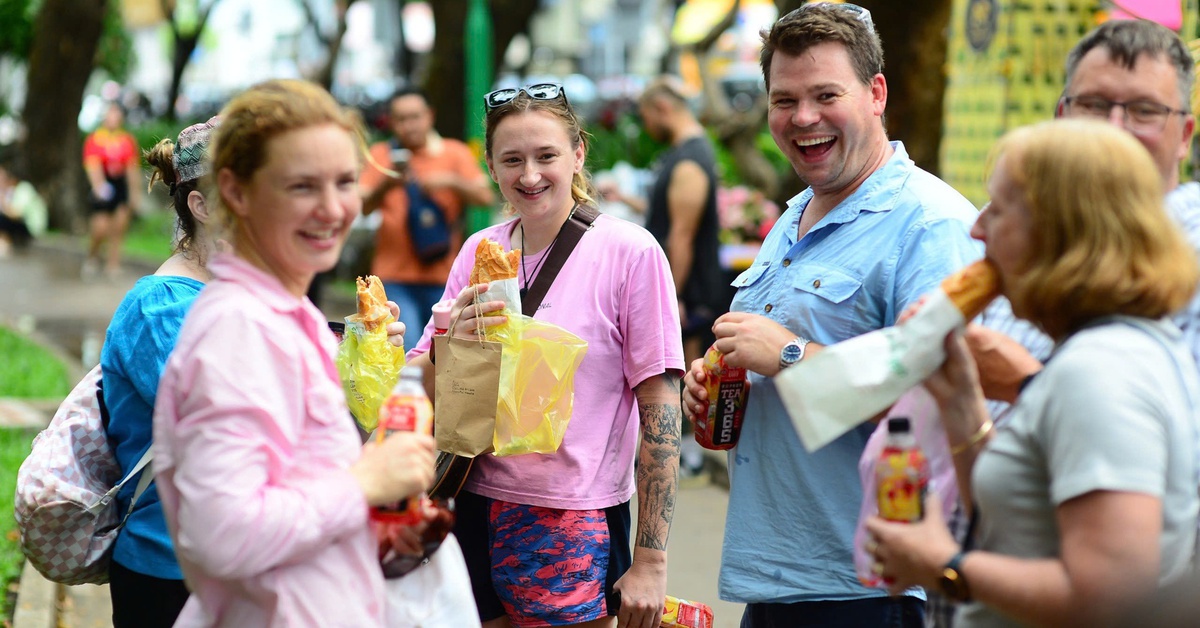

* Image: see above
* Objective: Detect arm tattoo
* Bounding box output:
[634,372,682,551]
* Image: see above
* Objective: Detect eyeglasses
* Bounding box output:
[1059,95,1188,134]
[484,83,568,110]
[781,2,874,30]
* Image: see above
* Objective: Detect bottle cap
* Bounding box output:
[432,300,453,331]
[887,417,911,433]
[400,364,424,379]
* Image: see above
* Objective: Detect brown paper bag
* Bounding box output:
[433,302,502,456]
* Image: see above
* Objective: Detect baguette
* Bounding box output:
[941,259,1001,320]
[469,238,520,285]
[354,275,393,331]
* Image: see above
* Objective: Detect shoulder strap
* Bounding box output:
[521,204,599,314]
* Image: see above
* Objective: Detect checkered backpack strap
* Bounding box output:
[14,364,154,585]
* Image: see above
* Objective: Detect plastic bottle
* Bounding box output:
[694,344,750,450]
[432,300,452,336]
[875,417,929,522]
[661,594,714,628]
[370,365,433,525]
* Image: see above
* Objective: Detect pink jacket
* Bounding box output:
[153,253,384,627]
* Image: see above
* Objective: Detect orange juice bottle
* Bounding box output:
[875,417,928,522]
[370,365,432,525]
[694,344,750,450]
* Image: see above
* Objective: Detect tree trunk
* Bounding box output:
[23,0,107,232]
[163,0,219,122]
[425,0,539,141]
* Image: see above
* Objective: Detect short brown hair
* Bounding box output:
[992,118,1198,339]
[1065,19,1193,112]
[759,2,883,91]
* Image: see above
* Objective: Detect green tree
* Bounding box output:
[161,0,221,121]
[22,0,110,231]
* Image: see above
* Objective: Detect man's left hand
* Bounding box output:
[613,557,666,628]
[385,300,406,348]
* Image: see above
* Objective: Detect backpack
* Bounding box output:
[392,140,452,264]
[14,364,155,585]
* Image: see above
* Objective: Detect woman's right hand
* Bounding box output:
[680,357,708,426]
[351,432,436,507]
[923,329,988,442]
[449,283,506,339]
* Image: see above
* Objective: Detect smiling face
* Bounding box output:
[1062,48,1194,190]
[220,123,361,297]
[972,154,1034,312]
[485,110,584,224]
[766,42,888,197]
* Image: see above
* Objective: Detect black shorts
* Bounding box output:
[90,175,130,214]
[453,489,633,623]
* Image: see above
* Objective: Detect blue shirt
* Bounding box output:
[102,274,203,580]
[719,142,981,603]
[1166,182,1200,369]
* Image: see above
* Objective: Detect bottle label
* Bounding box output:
[876,448,927,522]
[696,345,749,451]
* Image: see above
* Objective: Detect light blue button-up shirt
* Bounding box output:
[1167,182,1200,368]
[719,142,982,604]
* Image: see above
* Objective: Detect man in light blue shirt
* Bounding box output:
[681,4,981,626]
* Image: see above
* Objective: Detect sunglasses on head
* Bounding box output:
[783,2,874,30]
[484,83,567,110]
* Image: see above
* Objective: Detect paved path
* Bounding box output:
[1,240,743,627]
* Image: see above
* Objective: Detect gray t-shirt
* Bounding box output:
[958,317,1200,628]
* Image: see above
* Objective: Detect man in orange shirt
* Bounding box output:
[362,87,495,345]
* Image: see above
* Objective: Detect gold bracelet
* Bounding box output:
[950,419,994,456]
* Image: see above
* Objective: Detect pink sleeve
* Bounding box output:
[169,317,368,580]
[620,244,686,389]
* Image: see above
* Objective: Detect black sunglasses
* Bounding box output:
[484,83,568,110]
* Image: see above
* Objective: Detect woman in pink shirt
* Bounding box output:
[152,79,436,627]
[407,84,685,628]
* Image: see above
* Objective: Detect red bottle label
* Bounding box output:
[695,346,749,451]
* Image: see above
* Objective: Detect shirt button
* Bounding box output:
[765,304,773,313]
[782,259,791,267]
[813,279,822,289]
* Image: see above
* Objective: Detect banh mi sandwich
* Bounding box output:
[353,275,393,331]
[940,259,1001,320]
[470,238,520,285]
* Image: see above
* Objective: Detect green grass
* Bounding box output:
[0,324,70,621]
[122,208,176,264]
[0,428,36,620]
[0,327,71,398]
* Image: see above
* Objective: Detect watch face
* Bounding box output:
[940,569,968,601]
[781,342,803,365]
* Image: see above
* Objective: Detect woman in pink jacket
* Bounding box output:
[152,79,435,627]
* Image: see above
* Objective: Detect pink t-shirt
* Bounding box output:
[411,213,685,510]
[154,253,384,627]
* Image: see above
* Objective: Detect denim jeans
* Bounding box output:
[382,281,446,351]
[740,596,925,628]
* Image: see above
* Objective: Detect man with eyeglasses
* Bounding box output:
[680,4,987,626]
[1058,19,1200,367]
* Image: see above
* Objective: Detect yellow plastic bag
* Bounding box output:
[484,312,588,456]
[336,319,406,432]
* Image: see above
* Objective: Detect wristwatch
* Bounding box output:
[778,337,811,371]
[939,552,972,602]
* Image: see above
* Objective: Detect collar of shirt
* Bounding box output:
[208,252,315,317]
[783,140,912,242]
